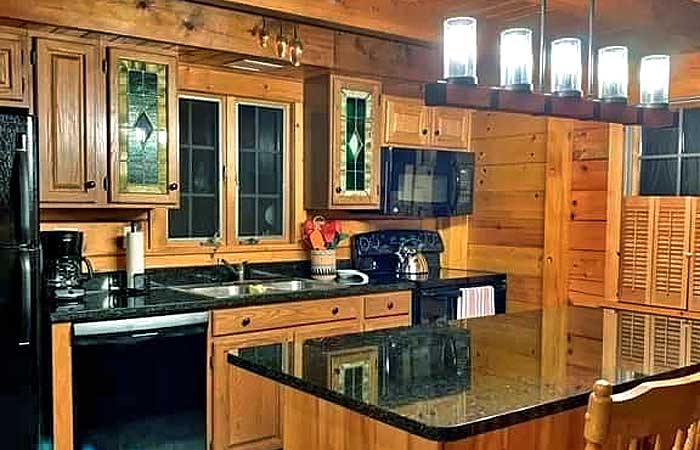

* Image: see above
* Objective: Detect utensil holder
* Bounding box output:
[310,249,336,281]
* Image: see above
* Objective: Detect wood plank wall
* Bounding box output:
[468,112,547,312]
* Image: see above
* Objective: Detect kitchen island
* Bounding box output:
[227,306,700,450]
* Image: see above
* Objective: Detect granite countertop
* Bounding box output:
[49,279,414,323]
[227,306,700,442]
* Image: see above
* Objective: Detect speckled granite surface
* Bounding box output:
[227,306,700,441]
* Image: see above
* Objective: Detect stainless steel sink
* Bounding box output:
[171,278,328,299]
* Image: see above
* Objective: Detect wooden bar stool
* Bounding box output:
[583,373,700,450]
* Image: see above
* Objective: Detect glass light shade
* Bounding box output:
[640,54,670,107]
[500,28,533,91]
[551,37,582,96]
[443,17,478,83]
[598,46,629,102]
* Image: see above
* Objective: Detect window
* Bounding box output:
[237,102,286,239]
[169,97,221,239]
[637,107,700,196]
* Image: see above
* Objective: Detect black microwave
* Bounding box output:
[381,147,474,217]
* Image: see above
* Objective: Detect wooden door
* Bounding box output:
[330,75,382,208]
[37,38,101,203]
[650,197,691,310]
[0,27,28,108]
[382,96,430,147]
[109,47,179,206]
[687,320,700,364]
[688,199,700,312]
[619,197,655,304]
[650,315,685,372]
[211,328,293,450]
[292,319,362,376]
[430,107,471,149]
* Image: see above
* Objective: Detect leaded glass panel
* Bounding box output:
[117,58,169,194]
[339,88,374,196]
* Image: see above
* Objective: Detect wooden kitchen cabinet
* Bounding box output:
[37,38,103,204]
[108,48,179,206]
[305,74,382,210]
[211,328,293,450]
[0,27,29,108]
[383,96,471,149]
[293,319,363,376]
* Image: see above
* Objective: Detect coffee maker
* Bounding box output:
[41,230,93,305]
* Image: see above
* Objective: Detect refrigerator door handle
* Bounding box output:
[14,131,31,244]
[18,250,32,347]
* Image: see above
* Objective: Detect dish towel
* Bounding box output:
[457,286,495,319]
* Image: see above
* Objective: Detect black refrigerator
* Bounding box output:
[0,107,46,450]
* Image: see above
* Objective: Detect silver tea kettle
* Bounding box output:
[395,242,429,279]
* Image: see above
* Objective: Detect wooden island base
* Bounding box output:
[282,387,588,450]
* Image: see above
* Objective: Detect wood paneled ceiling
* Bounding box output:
[201,0,700,53]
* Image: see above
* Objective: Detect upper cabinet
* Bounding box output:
[37,38,101,204]
[305,74,382,210]
[37,39,179,208]
[383,96,471,149]
[108,48,178,206]
[0,27,30,109]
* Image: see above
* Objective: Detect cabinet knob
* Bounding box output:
[434,130,441,136]
[84,180,97,190]
[331,307,339,316]
[168,182,179,191]
[421,129,428,136]
[241,317,251,327]
[387,302,394,310]
[335,187,342,194]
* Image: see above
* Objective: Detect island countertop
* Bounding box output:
[227,306,700,442]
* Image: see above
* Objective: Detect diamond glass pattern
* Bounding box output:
[339,89,373,195]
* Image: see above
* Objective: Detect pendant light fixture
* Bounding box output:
[639,54,670,108]
[550,37,583,97]
[500,28,534,91]
[597,46,629,103]
[443,17,478,84]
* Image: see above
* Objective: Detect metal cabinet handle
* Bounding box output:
[241,317,251,327]
[434,129,441,136]
[331,307,339,316]
[168,182,179,191]
[85,180,97,190]
[421,129,428,136]
[335,186,342,194]
[387,302,394,310]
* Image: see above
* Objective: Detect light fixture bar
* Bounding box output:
[538,0,548,91]
[587,0,596,97]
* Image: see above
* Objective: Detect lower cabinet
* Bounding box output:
[209,292,411,450]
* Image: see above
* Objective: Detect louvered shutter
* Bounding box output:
[650,315,684,371]
[687,321,700,364]
[617,311,650,373]
[619,197,654,304]
[650,197,691,310]
[688,199,700,312]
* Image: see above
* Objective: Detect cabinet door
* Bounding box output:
[617,311,650,374]
[37,39,101,203]
[331,75,381,208]
[0,28,28,107]
[650,197,691,310]
[688,200,700,312]
[430,107,471,149]
[109,48,179,206]
[383,96,430,147]
[292,320,362,376]
[650,315,684,372]
[212,329,292,450]
[619,197,654,304]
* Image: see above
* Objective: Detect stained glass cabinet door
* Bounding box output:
[331,76,381,208]
[109,48,179,206]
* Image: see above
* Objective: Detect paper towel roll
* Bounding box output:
[126,230,145,289]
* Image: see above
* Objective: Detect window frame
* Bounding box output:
[232,98,291,243]
[631,106,700,196]
[165,92,226,245]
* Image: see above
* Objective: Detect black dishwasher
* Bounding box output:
[72,312,208,450]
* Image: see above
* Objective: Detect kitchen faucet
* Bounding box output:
[219,259,247,282]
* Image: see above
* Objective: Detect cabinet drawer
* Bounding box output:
[364,292,411,319]
[212,297,361,336]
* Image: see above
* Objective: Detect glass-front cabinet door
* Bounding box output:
[109,48,178,206]
[331,76,381,208]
